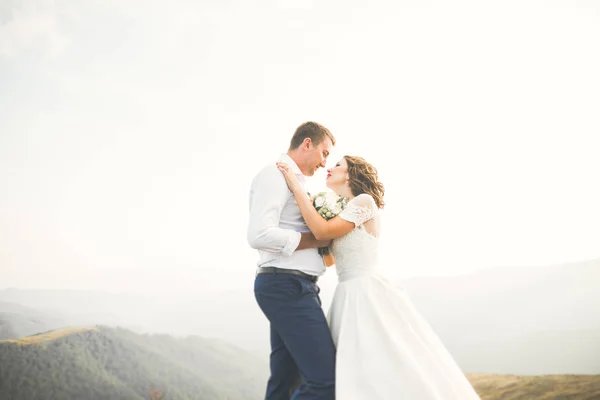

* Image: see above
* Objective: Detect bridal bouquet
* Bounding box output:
[310,191,348,221]
[308,191,348,263]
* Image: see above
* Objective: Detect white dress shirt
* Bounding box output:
[247,153,325,276]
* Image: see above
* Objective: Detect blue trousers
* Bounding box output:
[254,273,336,400]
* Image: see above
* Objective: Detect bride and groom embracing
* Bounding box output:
[247,122,481,399]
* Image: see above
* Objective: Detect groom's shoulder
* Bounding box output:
[252,163,285,184]
[255,163,279,177]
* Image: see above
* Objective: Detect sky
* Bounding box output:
[1,0,599,295]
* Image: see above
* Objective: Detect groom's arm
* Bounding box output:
[297,232,331,250]
[248,167,308,256]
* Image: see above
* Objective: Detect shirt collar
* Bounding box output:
[277,153,304,176]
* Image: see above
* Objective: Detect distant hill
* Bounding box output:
[0,286,269,356]
[401,258,600,337]
[0,325,267,400]
[400,258,600,374]
[446,329,600,376]
[0,301,69,340]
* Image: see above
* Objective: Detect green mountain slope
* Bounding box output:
[0,326,266,400]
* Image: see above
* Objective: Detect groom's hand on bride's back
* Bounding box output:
[296,232,331,251]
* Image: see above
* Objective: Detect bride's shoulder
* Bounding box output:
[349,193,377,209]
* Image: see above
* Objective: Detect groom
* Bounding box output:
[248,122,337,400]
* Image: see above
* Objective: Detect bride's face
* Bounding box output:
[325,158,349,190]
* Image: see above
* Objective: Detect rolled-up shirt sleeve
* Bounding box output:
[247,167,301,256]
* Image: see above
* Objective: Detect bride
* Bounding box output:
[276,156,481,399]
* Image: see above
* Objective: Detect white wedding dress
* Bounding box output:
[328,194,481,399]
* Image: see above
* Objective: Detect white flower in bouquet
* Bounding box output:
[315,196,325,208]
[328,201,342,215]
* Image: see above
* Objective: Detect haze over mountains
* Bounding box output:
[1,258,599,375]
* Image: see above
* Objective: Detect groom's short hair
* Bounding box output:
[289,121,336,150]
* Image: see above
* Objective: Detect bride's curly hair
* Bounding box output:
[344,155,385,209]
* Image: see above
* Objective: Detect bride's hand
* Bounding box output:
[323,252,335,267]
[276,162,302,194]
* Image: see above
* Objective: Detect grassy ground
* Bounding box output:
[0,326,97,346]
[468,373,600,400]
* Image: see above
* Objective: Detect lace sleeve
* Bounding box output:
[338,193,378,226]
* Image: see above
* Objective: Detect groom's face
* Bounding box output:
[303,137,333,176]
